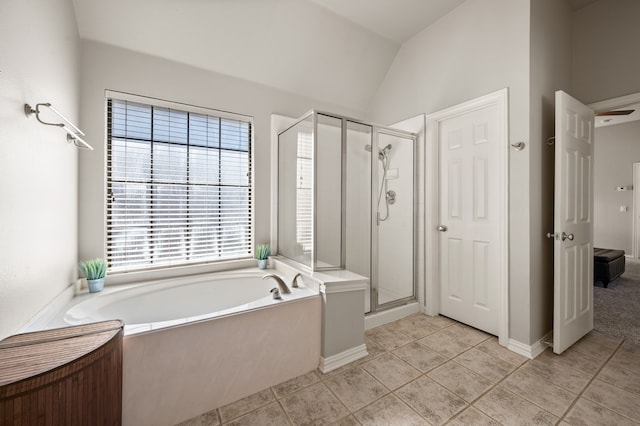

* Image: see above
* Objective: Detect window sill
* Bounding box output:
[104,258,257,287]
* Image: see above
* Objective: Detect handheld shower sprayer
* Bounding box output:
[365,143,395,224]
[365,144,392,160]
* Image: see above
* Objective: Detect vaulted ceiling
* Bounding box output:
[72,0,598,112]
[71,0,465,112]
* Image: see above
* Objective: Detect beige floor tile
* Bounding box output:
[224,402,291,426]
[354,394,429,426]
[453,348,516,383]
[445,323,492,346]
[272,371,320,399]
[392,341,448,373]
[218,388,274,423]
[324,367,388,411]
[360,338,387,361]
[597,362,640,395]
[417,330,472,358]
[447,407,501,426]
[525,355,593,394]
[361,352,421,390]
[563,397,638,426]
[427,360,493,402]
[537,347,605,376]
[422,315,457,330]
[396,375,467,425]
[384,314,441,339]
[477,337,528,366]
[366,325,414,351]
[280,382,349,425]
[500,367,578,417]
[583,379,640,422]
[176,409,220,426]
[330,415,360,426]
[474,387,558,426]
[609,341,640,375]
[570,330,622,362]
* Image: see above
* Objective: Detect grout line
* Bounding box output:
[556,337,625,424]
[560,338,635,422]
[443,337,525,425]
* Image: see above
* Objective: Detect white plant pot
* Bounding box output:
[258,259,268,270]
[87,278,105,293]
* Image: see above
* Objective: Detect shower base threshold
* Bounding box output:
[364,301,421,330]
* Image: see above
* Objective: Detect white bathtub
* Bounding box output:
[39,268,322,426]
[63,271,312,335]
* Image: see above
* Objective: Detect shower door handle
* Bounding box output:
[437,225,448,232]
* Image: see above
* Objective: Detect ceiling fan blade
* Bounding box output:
[595,109,635,116]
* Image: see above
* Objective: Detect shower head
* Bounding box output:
[364,144,392,157]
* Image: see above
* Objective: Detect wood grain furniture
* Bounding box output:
[594,248,626,288]
[0,320,124,425]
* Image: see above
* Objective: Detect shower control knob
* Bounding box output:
[437,225,448,232]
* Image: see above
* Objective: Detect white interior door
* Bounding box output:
[438,103,501,335]
[553,90,595,354]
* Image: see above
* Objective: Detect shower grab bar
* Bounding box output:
[24,103,94,150]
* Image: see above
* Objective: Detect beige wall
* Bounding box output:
[78,41,363,283]
[594,121,640,254]
[0,0,80,340]
[366,0,534,344]
[528,0,574,344]
[574,0,640,104]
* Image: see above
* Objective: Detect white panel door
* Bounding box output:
[439,104,500,335]
[553,90,594,354]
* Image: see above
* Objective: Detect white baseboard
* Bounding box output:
[319,344,368,373]
[507,331,552,359]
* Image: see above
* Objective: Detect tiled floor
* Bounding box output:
[178,314,640,425]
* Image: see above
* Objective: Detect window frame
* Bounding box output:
[104,90,255,276]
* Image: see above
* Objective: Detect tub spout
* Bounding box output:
[263,274,291,294]
[291,273,302,288]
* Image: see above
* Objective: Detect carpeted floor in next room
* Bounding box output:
[594,257,640,345]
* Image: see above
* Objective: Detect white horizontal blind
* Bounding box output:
[106,96,252,272]
[296,131,313,252]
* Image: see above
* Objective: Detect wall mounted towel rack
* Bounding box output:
[24,103,93,150]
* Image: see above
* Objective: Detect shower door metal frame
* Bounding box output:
[369,126,419,314]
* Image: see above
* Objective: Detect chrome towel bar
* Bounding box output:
[24,102,93,150]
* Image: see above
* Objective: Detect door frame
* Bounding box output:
[633,163,640,259]
[425,88,509,346]
[589,92,640,260]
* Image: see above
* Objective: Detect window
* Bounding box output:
[106,92,252,273]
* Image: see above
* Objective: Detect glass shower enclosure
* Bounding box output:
[277,111,417,314]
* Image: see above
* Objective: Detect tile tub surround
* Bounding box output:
[179,314,640,425]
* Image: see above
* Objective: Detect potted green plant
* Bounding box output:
[79,258,108,293]
[256,244,271,270]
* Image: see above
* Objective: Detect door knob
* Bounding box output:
[437,225,448,232]
[561,232,574,241]
[546,232,556,239]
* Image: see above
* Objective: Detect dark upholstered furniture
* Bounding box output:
[594,248,625,288]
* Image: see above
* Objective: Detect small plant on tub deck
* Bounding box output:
[79,258,108,293]
[256,244,271,269]
[256,244,271,260]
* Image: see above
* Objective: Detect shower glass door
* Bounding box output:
[373,130,416,309]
